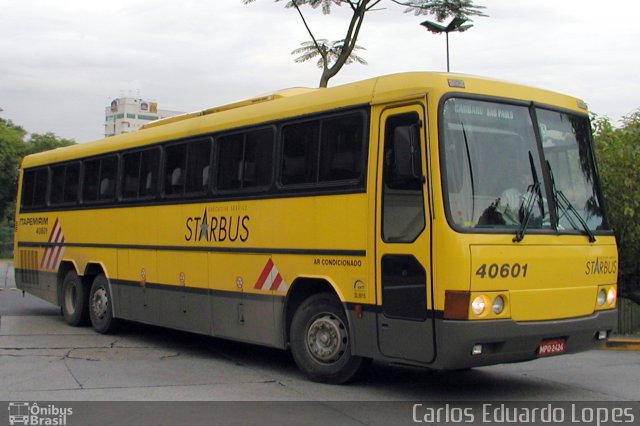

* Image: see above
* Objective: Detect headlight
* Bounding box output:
[607,287,617,305]
[492,295,505,314]
[596,289,606,306]
[471,296,486,315]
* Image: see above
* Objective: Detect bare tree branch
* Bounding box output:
[290,0,329,69]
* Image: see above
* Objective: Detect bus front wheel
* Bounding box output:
[88,274,119,334]
[290,293,369,384]
[61,270,89,327]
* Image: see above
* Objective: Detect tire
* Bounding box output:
[88,274,119,334]
[61,270,89,326]
[290,293,370,384]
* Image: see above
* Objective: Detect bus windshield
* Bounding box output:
[537,108,605,231]
[441,98,606,233]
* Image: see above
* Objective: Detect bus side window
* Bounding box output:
[319,113,364,182]
[22,168,49,210]
[63,163,80,204]
[21,170,36,209]
[50,163,80,206]
[122,151,141,199]
[281,113,364,187]
[185,139,211,194]
[382,112,425,243]
[243,128,273,189]
[281,121,319,186]
[83,155,117,203]
[164,144,187,196]
[83,159,100,202]
[50,165,65,205]
[33,169,47,207]
[99,156,117,200]
[217,133,244,191]
[139,148,159,198]
[218,129,273,192]
[121,148,159,200]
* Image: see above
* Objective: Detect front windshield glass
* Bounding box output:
[441,98,550,230]
[537,109,605,231]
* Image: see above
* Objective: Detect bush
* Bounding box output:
[593,110,640,302]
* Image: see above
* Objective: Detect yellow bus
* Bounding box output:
[14,72,618,383]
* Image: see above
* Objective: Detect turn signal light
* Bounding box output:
[444,291,470,320]
[607,287,617,305]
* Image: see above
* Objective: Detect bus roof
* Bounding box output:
[140,87,317,130]
[21,72,588,168]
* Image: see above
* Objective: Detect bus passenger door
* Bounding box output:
[375,104,434,364]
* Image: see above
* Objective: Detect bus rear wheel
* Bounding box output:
[290,293,369,384]
[61,270,89,326]
[88,274,119,334]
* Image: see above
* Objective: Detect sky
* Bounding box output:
[1,0,639,143]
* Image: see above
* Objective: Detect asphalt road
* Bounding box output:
[1,261,639,424]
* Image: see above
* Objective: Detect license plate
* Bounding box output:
[538,339,566,357]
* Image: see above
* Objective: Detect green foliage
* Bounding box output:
[25,132,75,156]
[0,206,15,258]
[398,0,488,21]
[0,119,27,221]
[0,118,75,258]
[291,39,367,68]
[593,110,640,297]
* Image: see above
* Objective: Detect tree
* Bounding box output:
[0,119,27,221]
[291,39,367,69]
[243,0,486,88]
[25,132,75,156]
[592,110,640,301]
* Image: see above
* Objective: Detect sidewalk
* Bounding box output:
[603,335,640,351]
[0,259,15,290]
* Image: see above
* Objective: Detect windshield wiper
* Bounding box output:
[461,122,475,223]
[513,182,539,242]
[513,152,543,243]
[546,160,596,243]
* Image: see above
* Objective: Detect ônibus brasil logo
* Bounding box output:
[7,402,72,426]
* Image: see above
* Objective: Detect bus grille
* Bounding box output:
[19,250,39,285]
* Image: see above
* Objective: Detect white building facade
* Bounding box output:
[105,97,183,137]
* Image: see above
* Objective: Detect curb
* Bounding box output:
[601,338,640,351]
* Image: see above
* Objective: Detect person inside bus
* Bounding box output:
[477,168,531,227]
[496,167,546,227]
[493,148,536,226]
[170,167,184,194]
[495,182,527,225]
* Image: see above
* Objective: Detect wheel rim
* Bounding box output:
[306,313,347,364]
[64,283,77,315]
[91,287,109,320]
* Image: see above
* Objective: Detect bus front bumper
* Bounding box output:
[432,309,617,370]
